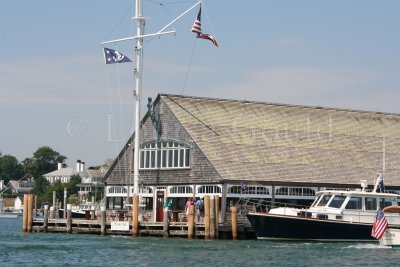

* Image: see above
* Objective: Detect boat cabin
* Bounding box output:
[310,191,400,212]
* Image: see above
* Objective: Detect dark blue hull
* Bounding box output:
[246,213,375,241]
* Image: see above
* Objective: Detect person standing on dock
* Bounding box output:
[167,199,173,221]
[195,197,204,223]
[185,198,192,215]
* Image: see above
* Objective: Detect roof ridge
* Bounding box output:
[159,93,400,117]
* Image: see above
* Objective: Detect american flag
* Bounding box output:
[379,179,385,193]
[191,6,219,47]
[241,182,248,191]
[371,209,388,239]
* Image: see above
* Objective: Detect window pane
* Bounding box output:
[157,150,161,168]
[150,151,155,168]
[328,196,346,208]
[168,150,173,167]
[379,198,392,209]
[162,150,167,168]
[365,197,377,210]
[140,151,144,168]
[145,151,150,168]
[317,195,332,207]
[174,150,178,167]
[179,149,184,167]
[345,197,362,210]
[185,149,190,167]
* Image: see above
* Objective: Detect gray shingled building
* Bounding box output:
[103,94,400,222]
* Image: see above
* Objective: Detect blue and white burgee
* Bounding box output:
[103,47,132,64]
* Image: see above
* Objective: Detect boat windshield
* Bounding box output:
[311,194,322,207]
[328,195,347,208]
[316,194,332,207]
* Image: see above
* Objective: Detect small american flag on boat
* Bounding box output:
[371,209,388,239]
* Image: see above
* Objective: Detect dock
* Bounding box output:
[31,214,255,239]
[25,194,255,240]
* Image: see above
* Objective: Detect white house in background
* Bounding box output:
[77,167,108,200]
[44,160,85,184]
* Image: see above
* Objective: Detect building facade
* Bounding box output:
[44,161,85,184]
[104,94,400,222]
[76,167,107,202]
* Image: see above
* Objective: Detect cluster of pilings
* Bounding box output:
[26,194,248,240]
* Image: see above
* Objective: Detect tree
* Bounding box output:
[23,146,67,178]
[0,154,24,184]
[31,176,49,196]
[67,174,81,195]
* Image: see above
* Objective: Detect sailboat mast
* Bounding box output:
[133,0,144,196]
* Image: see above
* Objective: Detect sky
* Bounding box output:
[1,0,399,168]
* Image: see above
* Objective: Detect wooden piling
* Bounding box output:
[43,205,49,232]
[100,205,106,236]
[49,206,54,219]
[27,194,33,233]
[230,206,238,240]
[66,204,72,233]
[52,191,56,218]
[215,195,219,239]
[210,195,215,239]
[63,187,67,219]
[187,203,195,239]
[34,195,37,219]
[204,195,210,240]
[163,207,169,238]
[90,205,95,220]
[23,194,28,232]
[132,195,139,237]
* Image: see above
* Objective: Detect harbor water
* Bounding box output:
[1,218,400,267]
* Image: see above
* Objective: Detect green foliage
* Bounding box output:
[0,154,24,184]
[67,174,81,195]
[22,146,67,178]
[31,176,50,196]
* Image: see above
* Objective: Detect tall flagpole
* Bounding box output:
[101,0,203,223]
[133,0,144,196]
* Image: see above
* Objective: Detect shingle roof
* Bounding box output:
[162,94,400,186]
[43,168,78,177]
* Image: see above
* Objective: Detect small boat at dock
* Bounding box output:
[0,211,19,219]
[247,173,400,241]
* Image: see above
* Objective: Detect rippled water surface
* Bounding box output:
[1,218,399,266]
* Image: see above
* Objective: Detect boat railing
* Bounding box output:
[297,207,379,224]
[234,198,310,215]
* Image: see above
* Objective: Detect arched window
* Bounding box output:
[228,186,269,195]
[108,186,127,194]
[169,186,193,194]
[275,187,315,196]
[198,185,222,194]
[139,141,190,169]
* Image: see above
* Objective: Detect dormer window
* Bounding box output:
[139,141,190,169]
